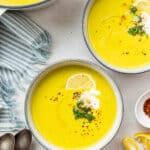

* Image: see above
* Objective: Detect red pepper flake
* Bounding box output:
[53,97,58,101]
[122,2,127,7]
[68,104,72,106]
[57,92,61,95]
[143,98,150,118]
[73,91,81,100]
[120,15,126,23]
[142,51,147,56]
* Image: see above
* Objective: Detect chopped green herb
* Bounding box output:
[73,106,85,119]
[73,107,79,114]
[73,96,95,122]
[128,25,145,36]
[73,107,95,122]
[83,106,90,113]
[85,113,95,122]
[128,5,147,37]
[130,6,137,14]
[77,100,84,107]
[74,111,85,120]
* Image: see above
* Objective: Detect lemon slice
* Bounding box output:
[122,137,140,150]
[66,73,96,90]
[134,132,150,150]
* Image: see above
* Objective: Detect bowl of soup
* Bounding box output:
[0,0,50,9]
[83,0,150,73]
[25,60,123,150]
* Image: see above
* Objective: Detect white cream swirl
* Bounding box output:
[80,89,100,110]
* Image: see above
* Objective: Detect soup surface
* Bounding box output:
[31,65,117,149]
[0,0,43,6]
[87,0,150,69]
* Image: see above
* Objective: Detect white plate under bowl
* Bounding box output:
[135,90,150,128]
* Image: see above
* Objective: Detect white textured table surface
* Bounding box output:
[25,0,150,149]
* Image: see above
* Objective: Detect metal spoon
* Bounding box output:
[14,129,32,150]
[0,133,15,150]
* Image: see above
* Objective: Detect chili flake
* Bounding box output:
[143,98,150,118]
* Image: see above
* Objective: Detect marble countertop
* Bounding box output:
[23,0,150,149]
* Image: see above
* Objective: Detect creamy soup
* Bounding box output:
[0,0,43,6]
[31,65,117,149]
[87,0,150,69]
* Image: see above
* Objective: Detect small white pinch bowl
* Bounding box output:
[135,90,150,128]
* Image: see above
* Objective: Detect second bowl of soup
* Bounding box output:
[83,0,150,73]
[0,0,49,9]
[25,60,123,150]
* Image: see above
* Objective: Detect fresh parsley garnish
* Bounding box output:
[82,106,90,113]
[77,100,84,107]
[128,25,145,36]
[128,5,147,36]
[84,113,95,122]
[73,106,95,122]
[73,100,95,122]
[130,6,137,14]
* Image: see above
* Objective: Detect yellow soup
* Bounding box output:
[31,65,117,149]
[0,0,43,6]
[87,0,150,69]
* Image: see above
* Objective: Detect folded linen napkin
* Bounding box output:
[0,11,51,131]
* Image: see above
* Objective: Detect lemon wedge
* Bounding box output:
[123,137,140,150]
[66,73,96,90]
[134,132,150,150]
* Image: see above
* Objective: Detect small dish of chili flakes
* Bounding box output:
[135,89,150,128]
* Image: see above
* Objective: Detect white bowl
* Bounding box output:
[82,0,150,74]
[0,0,53,10]
[135,90,150,128]
[25,59,123,150]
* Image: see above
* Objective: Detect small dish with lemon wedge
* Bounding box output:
[25,60,123,150]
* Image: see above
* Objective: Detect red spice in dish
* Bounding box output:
[143,98,150,118]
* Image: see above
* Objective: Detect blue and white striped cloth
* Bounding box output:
[0,11,51,131]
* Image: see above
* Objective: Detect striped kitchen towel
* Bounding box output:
[0,11,51,131]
